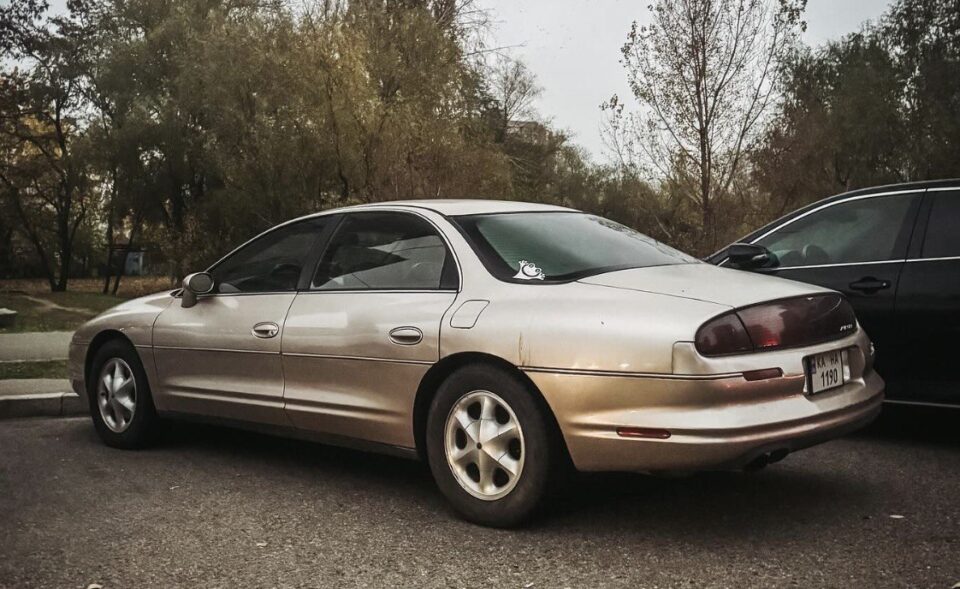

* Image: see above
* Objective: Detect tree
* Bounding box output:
[883,0,960,180]
[751,0,960,218]
[488,56,541,142]
[69,0,514,276]
[605,0,805,251]
[0,7,92,291]
[751,35,906,217]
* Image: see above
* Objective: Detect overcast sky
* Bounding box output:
[479,0,893,161]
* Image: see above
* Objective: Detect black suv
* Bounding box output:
[708,179,960,407]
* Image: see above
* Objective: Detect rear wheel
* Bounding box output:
[426,364,560,527]
[87,339,161,449]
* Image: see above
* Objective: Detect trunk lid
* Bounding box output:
[578,263,832,309]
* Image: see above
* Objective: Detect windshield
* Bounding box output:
[453,211,698,282]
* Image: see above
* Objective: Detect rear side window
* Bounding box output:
[921,192,960,258]
[312,212,456,291]
[756,194,919,266]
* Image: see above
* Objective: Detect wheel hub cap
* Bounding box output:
[97,358,137,433]
[444,390,525,501]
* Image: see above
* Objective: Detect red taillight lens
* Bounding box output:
[694,312,753,356]
[696,294,857,356]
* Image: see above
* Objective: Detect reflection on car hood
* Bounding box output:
[577,263,832,309]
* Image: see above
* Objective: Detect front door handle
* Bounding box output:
[252,322,280,338]
[389,326,423,345]
[849,277,891,294]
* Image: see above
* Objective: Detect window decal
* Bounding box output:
[513,260,545,280]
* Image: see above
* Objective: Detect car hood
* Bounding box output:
[577,263,831,309]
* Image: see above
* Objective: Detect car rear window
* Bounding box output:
[453,212,697,282]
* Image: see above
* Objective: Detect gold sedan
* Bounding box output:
[68,200,883,526]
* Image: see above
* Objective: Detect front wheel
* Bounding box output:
[87,339,161,449]
[426,364,561,527]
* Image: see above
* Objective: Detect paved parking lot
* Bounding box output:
[0,407,957,588]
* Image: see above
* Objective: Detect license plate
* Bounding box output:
[807,349,848,395]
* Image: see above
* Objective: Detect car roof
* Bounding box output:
[706,178,960,261]
[819,178,960,201]
[758,178,960,231]
[332,199,577,216]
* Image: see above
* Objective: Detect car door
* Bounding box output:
[891,188,960,404]
[152,217,333,425]
[747,190,923,383]
[281,210,459,449]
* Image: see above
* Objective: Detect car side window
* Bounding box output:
[210,218,330,293]
[756,194,919,267]
[312,212,456,291]
[920,192,960,259]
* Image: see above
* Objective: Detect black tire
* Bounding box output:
[425,363,561,527]
[87,338,161,449]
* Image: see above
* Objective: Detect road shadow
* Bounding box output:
[97,418,889,538]
[857,403,960,446]
[156,419,436,485]
[542,468,876,535]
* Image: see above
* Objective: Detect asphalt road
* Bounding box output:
[0,408,957,588]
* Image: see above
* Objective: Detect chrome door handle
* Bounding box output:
[252,322,280,339]
[389,326,423,345]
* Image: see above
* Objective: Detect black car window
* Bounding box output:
[312,212,456,291]
[921,192,960,258]
[210,218,329,293]
[756,193,919,266]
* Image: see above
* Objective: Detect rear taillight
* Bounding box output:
[695,294,857,356]
[694,312,753,356]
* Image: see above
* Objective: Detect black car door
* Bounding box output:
[745,191,923,386]
[891,188,960,405]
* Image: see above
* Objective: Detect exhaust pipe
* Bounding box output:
[745,448,790,471]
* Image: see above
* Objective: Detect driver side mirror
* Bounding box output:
[181,272,215,308]
[725,243,776,270]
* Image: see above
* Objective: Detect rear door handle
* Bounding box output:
[849,277,891,294]
[389,326,423,345]
[252,322,280,338]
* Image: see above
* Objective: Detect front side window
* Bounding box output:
[921,192,960,258]
[210,218,329,293]
[756,194,919,267]
[453,212,697,282]
[312,212,456,290]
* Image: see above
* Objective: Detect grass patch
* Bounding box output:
[0,292,123,333]
[43,291,126,314]
[0,277,173,333]
[0,360,67,380]
[0,277,171,298]
[0,293,91,333]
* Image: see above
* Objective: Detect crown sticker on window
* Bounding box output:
[513,260,545,280]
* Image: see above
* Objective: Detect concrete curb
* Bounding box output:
[0,392,87,419]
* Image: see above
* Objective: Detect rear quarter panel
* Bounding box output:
[441,282,730,375]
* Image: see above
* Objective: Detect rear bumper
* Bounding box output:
[526,359,884,473]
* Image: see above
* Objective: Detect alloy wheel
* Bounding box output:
[97,358,137,433]
[444,390,525,500]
